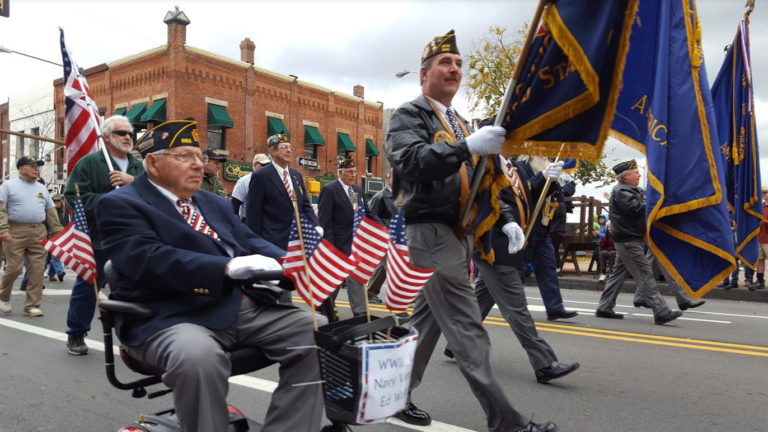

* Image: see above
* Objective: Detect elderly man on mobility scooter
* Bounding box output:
[96,119,325,432]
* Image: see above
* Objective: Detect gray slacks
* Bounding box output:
[406,223,528,431]
[474,259,557,371]
[126,297,324,432]
[346,276,367,315]
[598,241,673,316]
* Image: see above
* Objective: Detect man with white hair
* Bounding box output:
[62,114,144,355]
[595,159,682,324]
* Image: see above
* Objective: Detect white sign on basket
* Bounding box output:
[356,329,418,424]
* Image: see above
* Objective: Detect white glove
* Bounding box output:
[501,222,525,254]
[543,161,564,181]
[315,226,324,237]
[558,173,573,186]
[227,254,282,280]
[465,126,506,156]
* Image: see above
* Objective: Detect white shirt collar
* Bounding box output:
[147,178,186,213]
[272,162,289,179]
[424,95,452,118]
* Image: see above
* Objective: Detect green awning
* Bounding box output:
[141,99,166,123]
[267,117,289,137]
[365,138,379,156]
[114,107,127,116]
[304,125,325,146]
[337,132,357,152]
[208,104,234,128]
[125,103,147,126]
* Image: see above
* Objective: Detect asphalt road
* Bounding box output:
[1,275,767,432]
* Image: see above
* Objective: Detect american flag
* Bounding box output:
[384,210,435,312]
[60,28,100,174]
[41,195,96,284]
[280,214,358,309]
[350,198,389,285]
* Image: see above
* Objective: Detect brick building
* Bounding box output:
[0,102,8,180]
[53,7,384,193]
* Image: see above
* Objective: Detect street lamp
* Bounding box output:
[395,70,414,79]
[0,46,62,67]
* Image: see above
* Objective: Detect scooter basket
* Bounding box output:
[314,315,412,425]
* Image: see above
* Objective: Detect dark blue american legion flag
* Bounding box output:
[41,196,96,284]
[498,0,638,162]
[280,214,357,309]
[711,19,761,269]
[610,0,736,298]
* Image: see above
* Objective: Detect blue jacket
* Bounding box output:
[96,174,285,347]
[245,164,317,249]
[318,180,380,255]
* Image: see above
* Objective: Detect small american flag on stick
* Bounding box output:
[41,193,96,284]
[384,210,435,312]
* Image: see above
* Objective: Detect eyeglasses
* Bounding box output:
[154,151,208,164]
[275,145,293,151]
[112,130,133,137]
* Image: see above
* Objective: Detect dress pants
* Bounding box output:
[646,250,693,305]
[406,223,528,431]
[598,241,673,316]
[126,297,324,432]
[366,261,386,298]
[522,229,566,314]
[474,259,557,370]
[345,276,367,316]
[0,222,47,309]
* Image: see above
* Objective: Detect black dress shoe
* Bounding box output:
[393,401,431,426]
[678,299,705,310]
[633,300,652,308]
[535,361,580,384]
[595,309,624,319]
[724,283,739,290]
[546,309,578,321]
[368,295,383,304]
[715,281,730,289]
[654,310,683,325]
[443,347,455,359]
[516,421,558,432]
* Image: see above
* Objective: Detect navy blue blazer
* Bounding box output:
[318,180,380,255]
[96,174,285,347]
[245,164,318,249]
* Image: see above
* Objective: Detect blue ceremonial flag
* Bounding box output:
[610,0,736,298]
[499,0,638,162]
[711,19,761,269]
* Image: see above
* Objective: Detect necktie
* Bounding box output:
[177,199,219,240]
[445,108,465,139]
[348,186,358,210]
[282,170,293,196]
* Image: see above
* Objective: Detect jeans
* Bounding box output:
[47,256,65,277]
[66,249,107,336]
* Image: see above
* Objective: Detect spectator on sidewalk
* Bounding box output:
[47,194,69,282]
[748,186,768,291]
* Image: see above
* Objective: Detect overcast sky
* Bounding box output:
[0,0,765,199]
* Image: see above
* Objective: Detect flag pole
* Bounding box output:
[460,0,550,231]
[74,183,101,304]
[290,191,319,331]
[523,142,566,241]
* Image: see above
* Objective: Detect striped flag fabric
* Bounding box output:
[350,197,389,285]
[384,210,435,312]
[41,195,96,284]
[60,28,101,174]
[280,214,358,309]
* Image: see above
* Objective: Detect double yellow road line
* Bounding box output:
[324,299,768,358]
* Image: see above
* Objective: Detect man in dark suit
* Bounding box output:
[366,170,396,303]
[97,120,323,432]
[246,134,319,304]
[318,157,380,317]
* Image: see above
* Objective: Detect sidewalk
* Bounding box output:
[552,260,768,303]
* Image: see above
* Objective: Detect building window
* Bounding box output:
[207,126,226,150]
[16,132,24,158]
[366,156,375,174]
[30,127,40,158]
[304,145,318,159]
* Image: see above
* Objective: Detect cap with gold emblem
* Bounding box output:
[16,155,44,169]
[266,133,290,150]
[135,119,200,156]
[337,157,356,170]
[612,159,638,176]
[421,29,459,63]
